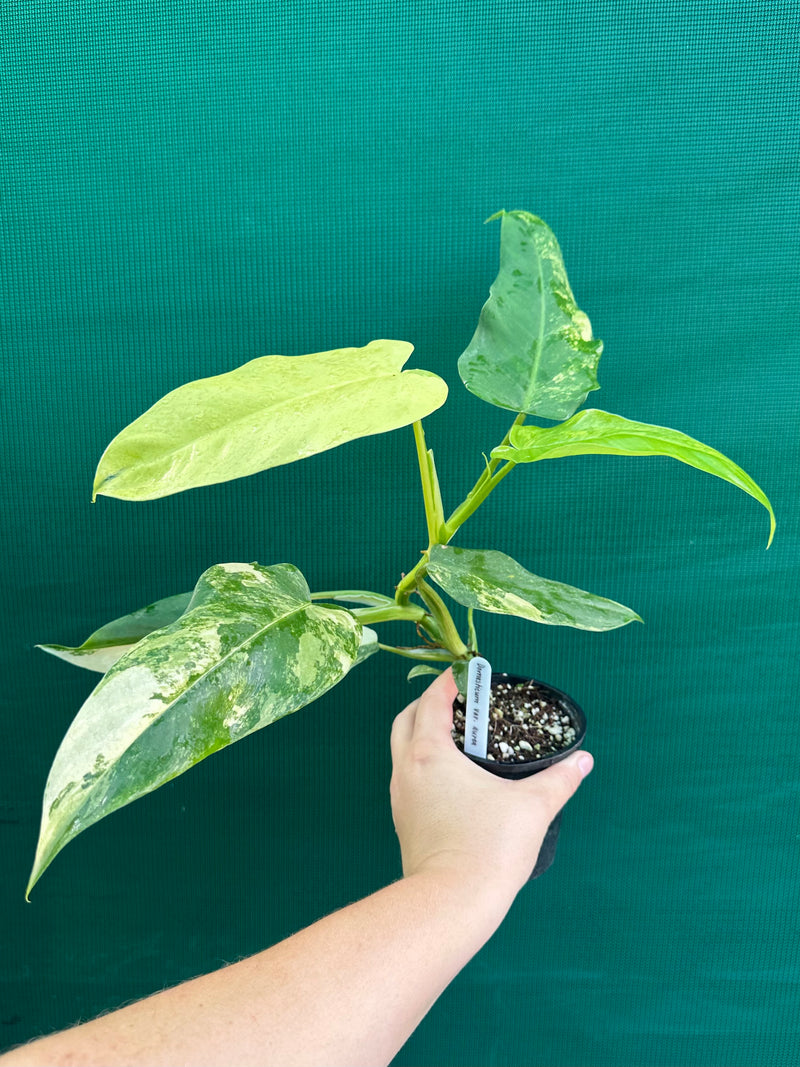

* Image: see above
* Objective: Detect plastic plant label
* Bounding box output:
[463,656,491,759]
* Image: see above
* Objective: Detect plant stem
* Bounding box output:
[394,413,526,607]
[439,458,517,541]
[466,412,527,496]
[412,420,445,545]
[467,607,478,653]
[416,580,469,658]
[412,421,436,545]
[439,412,526,541]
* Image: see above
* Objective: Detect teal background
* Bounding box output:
[2,2,798,1064]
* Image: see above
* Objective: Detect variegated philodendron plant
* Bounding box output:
[28,211,775,897]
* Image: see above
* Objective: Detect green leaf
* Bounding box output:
[492,409,775,547]
[93,340,448,501]
[427,545,641,630]
[354,626,379,665]
[458,211,602,420]
[407,665,443,681]
[27,562,361,896]
[451,659,470,697]
[310,590,397,608]
[388,646,455,662]
[36,592,192,674]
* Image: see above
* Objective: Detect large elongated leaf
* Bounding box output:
[427,545,641,630]
[93,340,448,501]
[28,562,361,896]
[458,211,603,420]
[491,409,775,546]
[37,592,192,674]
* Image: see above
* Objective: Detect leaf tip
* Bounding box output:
[484,210,505,225]
[25,865,40,902]
[766,510,776,549]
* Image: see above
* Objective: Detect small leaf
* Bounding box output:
[93,340,448,501]
[36,593,192,674]
[391,646,455,661]
[451,659,470,697]
[407,665,442,680]
[458,211,602,420]
[311,590,396,608]
[427,545,641,630]
[27,562,361,896]
[492,409,775,547]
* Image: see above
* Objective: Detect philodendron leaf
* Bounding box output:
[451,659,470,697]
[354,626,379,665]
[93,340,448,501]
[311,590,397,608]
[458,211,603,420]
[27,562,361,896]
[391,646,455,662]
[427,545,641,630]
[407,665,443,680]
[36,592,192,674]
[491,409,775,547]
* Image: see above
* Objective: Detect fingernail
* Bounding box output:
[577,752,594,778]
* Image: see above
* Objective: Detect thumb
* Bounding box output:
[527,751,594,820]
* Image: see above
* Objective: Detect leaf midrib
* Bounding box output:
[521,230,546,413]
[119,361,426,472]
[62,596,350,821]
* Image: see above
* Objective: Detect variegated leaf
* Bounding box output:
[388,646,455,662]
[492,409,775,547]
[36,592,192,674]
[28,562,361,896]
[93,340,448,501]
[311,590,397,608]
[458,211,602,420]
[427,545,641,630]
[354,626,379,665]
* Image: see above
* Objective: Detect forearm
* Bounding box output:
[3,870,514,1067]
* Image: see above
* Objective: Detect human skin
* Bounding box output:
[1,668,593,1067]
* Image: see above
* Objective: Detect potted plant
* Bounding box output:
[27,210,775,896]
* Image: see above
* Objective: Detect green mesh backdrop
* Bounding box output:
[2,2,798,1064]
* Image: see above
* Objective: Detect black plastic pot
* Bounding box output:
[461,673,587,880]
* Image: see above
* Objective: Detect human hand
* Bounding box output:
[390,668,593,901]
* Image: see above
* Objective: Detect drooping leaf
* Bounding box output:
[491,409,775,547]
[458,211,602,420]
[93,340,448,501]
[27,562,361,896]
[36,592,192,674]
[427,545,641,630]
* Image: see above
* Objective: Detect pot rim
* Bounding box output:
[458,671,587,776]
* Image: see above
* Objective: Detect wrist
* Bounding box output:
[403,860,519,935]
